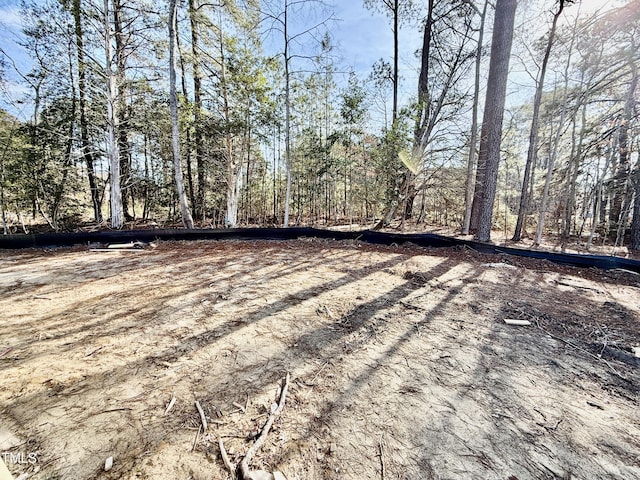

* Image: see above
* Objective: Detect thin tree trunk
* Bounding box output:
[0,120,18,234]
[631,152,640,250]
[534,15,575,246]
[533,113,562,246]
[283,0,292,227]
[610,61,638,233]
[372,0,432,232]
[561,104,585,249]
[142,132,150,220]
[587,170,602,250]
[175,16,196,216]
[512,0,566,241]
[169,0,194,229]
[104,0,123,228]
[51,50,78,227]
[189,0,206,221]
[113,0,132,220]
[392,0,398,124]
[73,0,102,222]
[462,0,488,235]
[219,11,240,228]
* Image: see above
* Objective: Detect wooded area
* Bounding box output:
[0,0,639,251]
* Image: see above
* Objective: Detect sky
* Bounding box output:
[0,0,30,118]
[0,0,630,123]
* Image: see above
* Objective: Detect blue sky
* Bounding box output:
[0,0,627,122]
[0,0,421,121]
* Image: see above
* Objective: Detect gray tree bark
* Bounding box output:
[169,0,195,229]
[461,0,488,235]
[283,0,292,227]
[104,0,124,228]
[631,159,640,250]
[73,0,102,222]
[471,0,517,242]
[189,0,206,221]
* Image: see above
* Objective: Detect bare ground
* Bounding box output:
[0,239,639,480]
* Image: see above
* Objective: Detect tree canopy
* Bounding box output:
[0,0,638,251]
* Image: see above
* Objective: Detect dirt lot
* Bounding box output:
[0,239,639,480]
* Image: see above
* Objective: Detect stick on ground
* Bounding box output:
[0,347,13,358]
[239,373,290,480]
[192,425,201,452]
[219,436,236,479]
[165,393,176,415]
[195,400,208,431]
[379,436,385,480]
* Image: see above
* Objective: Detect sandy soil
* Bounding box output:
[0,239,639,480]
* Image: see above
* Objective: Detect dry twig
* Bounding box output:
[195,400,208,431]
[164,393,176,415]
[0,347,13,358]
[378,436,385,480]
[239,373,291,480]
[192,425,201,452]
[219,436,236,479]
[232,402,246,414]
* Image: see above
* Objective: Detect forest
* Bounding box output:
[0,0,639,251]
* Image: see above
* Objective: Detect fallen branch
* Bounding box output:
[107,241,146,249]
[0,347,13,358]
[192,425,201,452]
[378,436,385,480]
[309,361,328,385]
[503,318,531,326]
[164,393,176,415]
[232,402,246,414]
[239,373,290,480]
[195,400,208,431]
[90,248,145,252]
[219,437,236,479]
[85,346,103,357]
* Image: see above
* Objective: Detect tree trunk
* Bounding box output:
[534,12,575,246]
[376,0,432,231]
[462,0,488,235]
[113,0,132,220]
[392,0,398,124]
[415,0,434,141]
[219,14,240,228]
[175,18,196,217]
[73,0,102,222]
[169,0,195,229]
[189,0,206,221]
[631,159,640,250]
[560,104,585,248]
[0,119,18,234]
[104,0,124,228]
[283,0,292,227]
[471,0,517,242]
[50,50,77,227]
[512,0,566,241]
[533,107,564,246]
[609,61,638,234]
